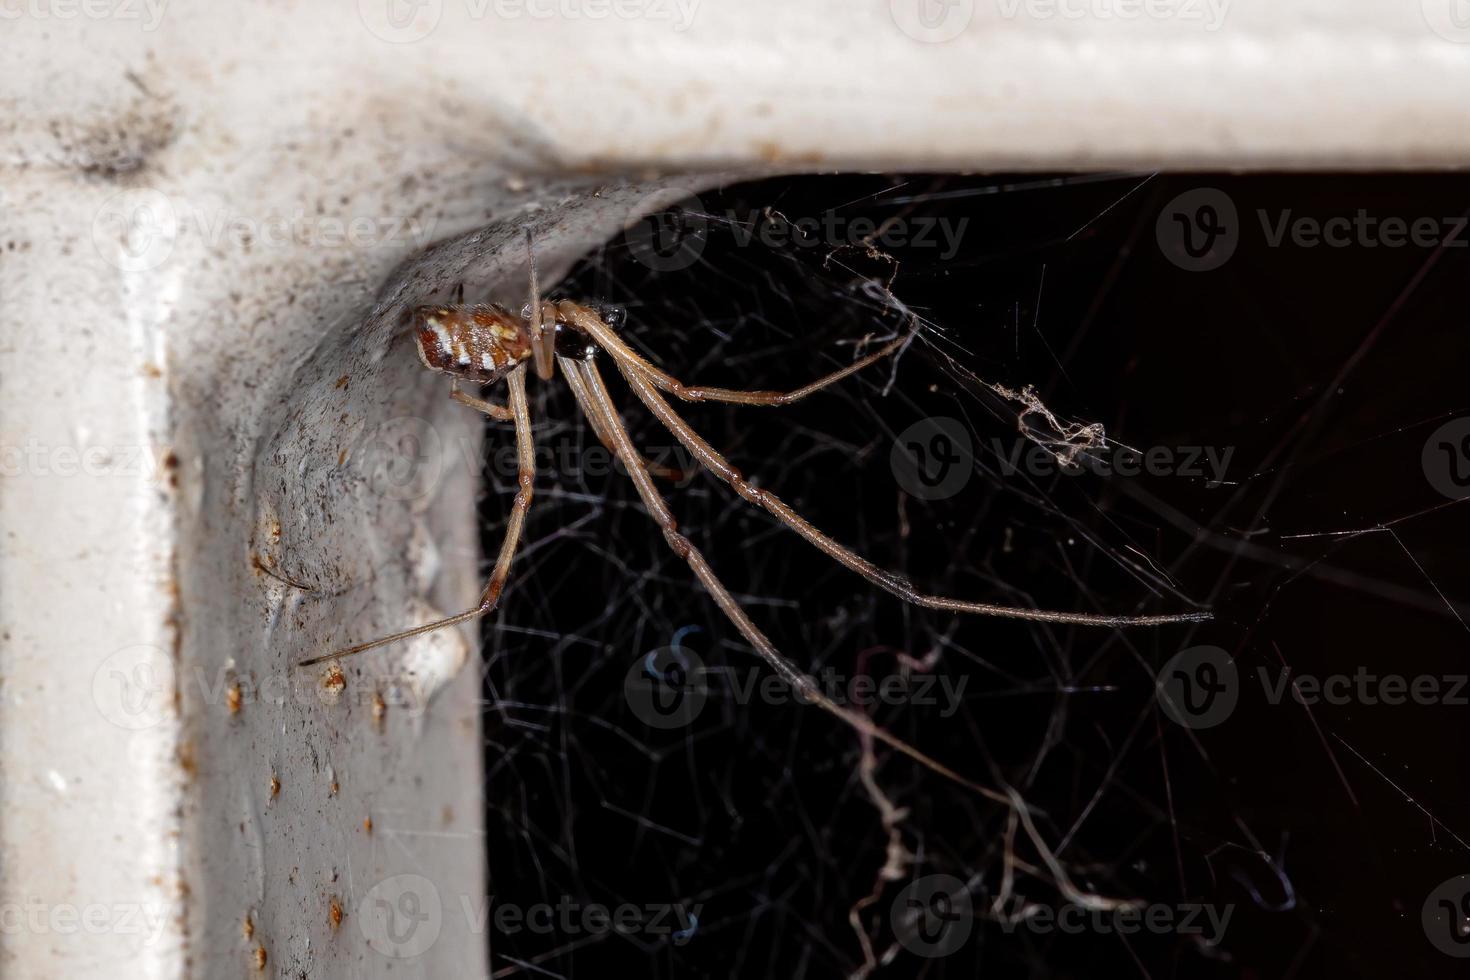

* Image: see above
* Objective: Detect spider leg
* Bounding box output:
[572,377,691,482]
[299,364,536,667]
[562,355,1007,800]
[455,367,682,477]
[449,379,513,421]
[526,229,555,381]
[616,361,1209,628]
[557,300,914,407]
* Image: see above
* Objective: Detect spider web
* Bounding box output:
[466,173,1470,979]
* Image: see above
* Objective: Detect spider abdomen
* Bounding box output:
[413,304,532,383]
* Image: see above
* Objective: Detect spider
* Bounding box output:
[301,241,1208,797]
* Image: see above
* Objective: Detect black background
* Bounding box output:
[473,173,1470,978]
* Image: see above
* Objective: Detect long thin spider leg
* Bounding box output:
[449,379,513,421]
[299,366,536,667]
[557,301,914,407]
[562,355,1008,801]
[570,372,691,482]
[526,229,555,381]
[615,361,1209,628]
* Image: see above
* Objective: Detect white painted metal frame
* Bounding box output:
[2,1,1468,977]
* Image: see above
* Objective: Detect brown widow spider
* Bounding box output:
[301,233,1208,797]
